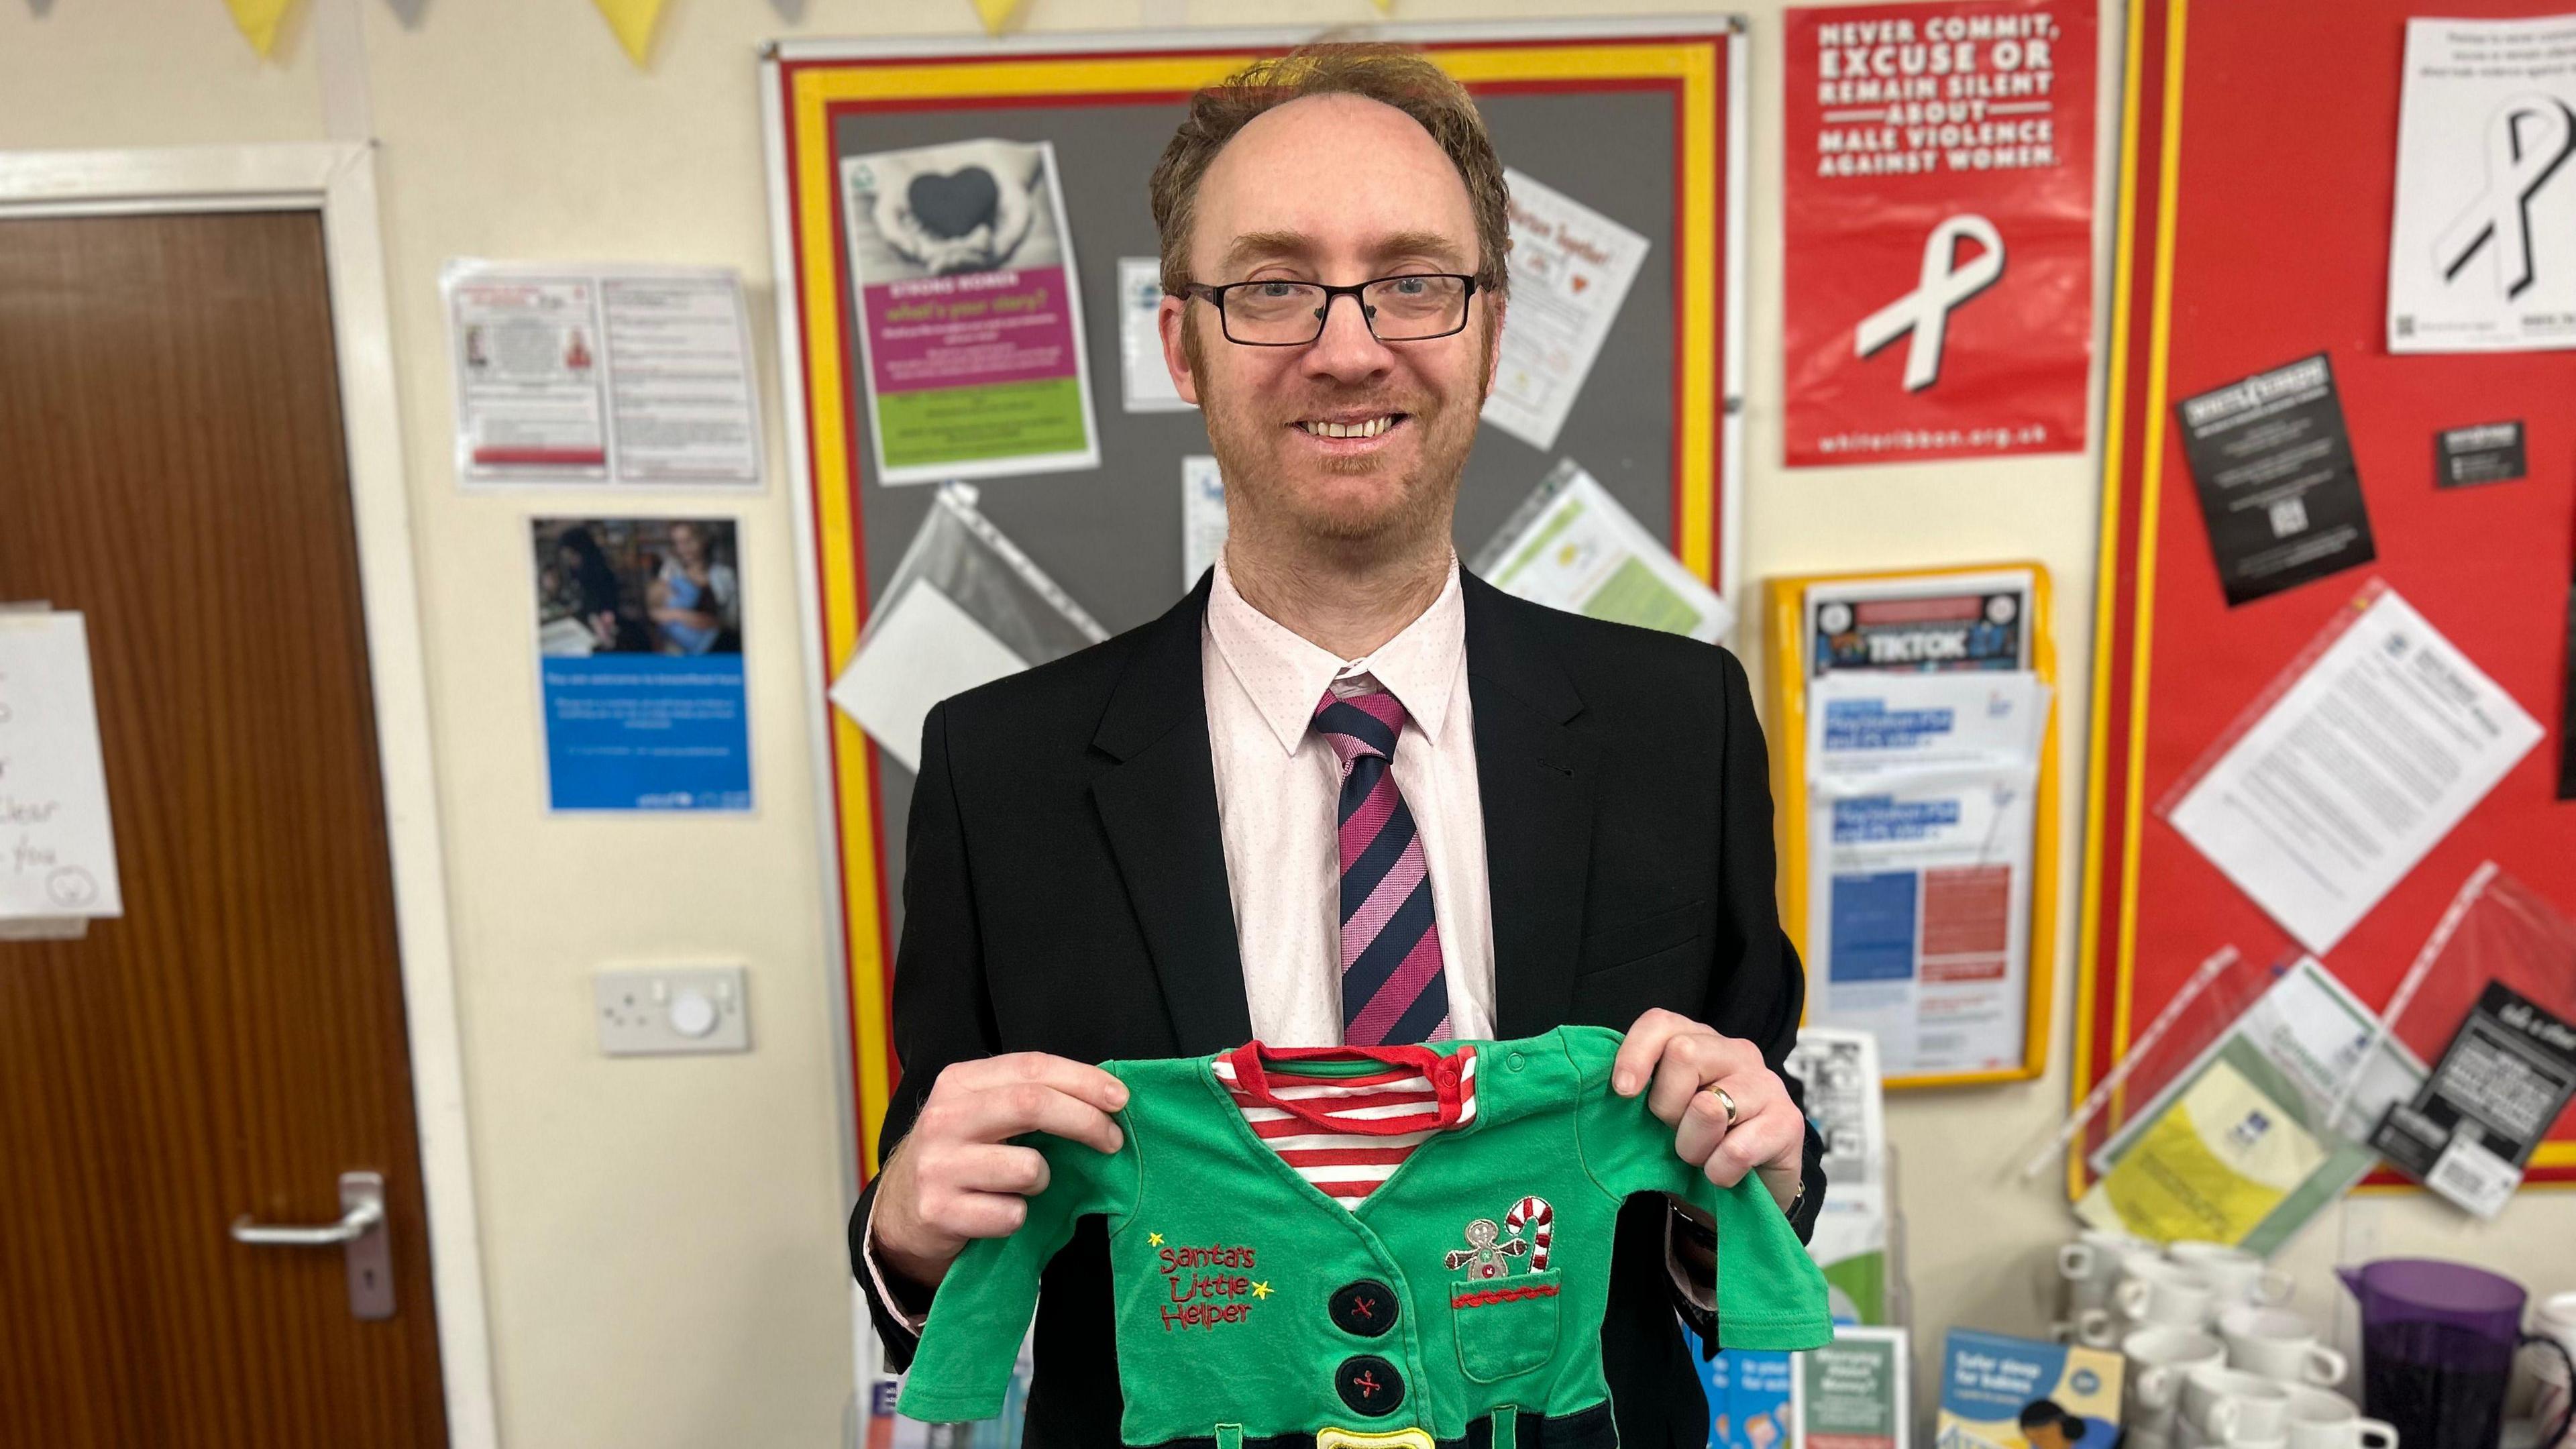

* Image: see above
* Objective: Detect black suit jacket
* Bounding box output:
[850,570,1825,1449]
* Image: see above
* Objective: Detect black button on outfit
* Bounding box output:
[1330,1279,1397,1338]
[1334,1355,1405,1416]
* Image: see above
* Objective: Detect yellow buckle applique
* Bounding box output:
[1316,1428,1436,1449]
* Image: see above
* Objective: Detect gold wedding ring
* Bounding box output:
[1707,1084,1738,1128]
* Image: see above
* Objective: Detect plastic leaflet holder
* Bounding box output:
[2347,865,2576,1218]
[829,482,1106,774]
[2036,951,2424,1254]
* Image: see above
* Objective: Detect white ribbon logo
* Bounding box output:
[1856,215,2005,392]
[2434,95,2576,300]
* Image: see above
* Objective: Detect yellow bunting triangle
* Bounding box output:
[973,0,1020,35]
[590,0,665,66]
[223,0,295,56]
[1371,0,1393,12]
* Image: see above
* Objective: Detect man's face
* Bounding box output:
[1159,94,1501,550]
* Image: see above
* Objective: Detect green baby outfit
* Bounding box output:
[896,1025,1831,1448]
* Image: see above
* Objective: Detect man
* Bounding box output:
[850,44,1825,1449]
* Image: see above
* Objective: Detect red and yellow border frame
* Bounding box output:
[2068,0,2575,1194]
[771,31,1741,1178]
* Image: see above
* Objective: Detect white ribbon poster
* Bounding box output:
[2387,14,2576,353]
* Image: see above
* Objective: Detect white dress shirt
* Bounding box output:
[1202,552,1494,1046]
[865,551,1713,1330]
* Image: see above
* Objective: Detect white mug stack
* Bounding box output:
[2051,1234,2399,1449]
[2528,1291,2576,1449]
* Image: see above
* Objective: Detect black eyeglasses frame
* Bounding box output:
[1177,272,1483,346]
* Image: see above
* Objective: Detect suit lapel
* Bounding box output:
[1090,576,1255,1056]
[1463,574,1601,1038]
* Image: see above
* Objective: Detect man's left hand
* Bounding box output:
[1613,1007,1804,1214]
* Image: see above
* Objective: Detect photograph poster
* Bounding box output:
[840,138,1102,484]
[533,517,751,812]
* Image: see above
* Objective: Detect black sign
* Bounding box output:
[2174,354,2377,606]
[2434,421,2527,488]
[2371,981,2576,1181]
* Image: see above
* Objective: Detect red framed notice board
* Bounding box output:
[2075,0,2576,1191]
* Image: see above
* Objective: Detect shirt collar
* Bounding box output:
[1212,1042,1479,1135]
[1207,551,1465,757]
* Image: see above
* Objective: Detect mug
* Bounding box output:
[2282,1386,2398,1449]
[2131,1326,2233,1417]
[2173,1240,2296,1309]
[2056,1309,2123,1350]
[2222,1305,2350,1387]
[2125,1256,2224,1328]
[2059,1228,2151,1314]
[2530,1292,2576,1449]
[2190,1364,2294,1443]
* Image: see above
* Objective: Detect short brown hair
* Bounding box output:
[1148,42,1511,304]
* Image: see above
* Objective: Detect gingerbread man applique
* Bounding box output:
[1442,1218,1529,1281]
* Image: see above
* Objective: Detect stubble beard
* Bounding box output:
[1187,320,1493,562]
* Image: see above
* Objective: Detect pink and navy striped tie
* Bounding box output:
[1313,686,1451,1046]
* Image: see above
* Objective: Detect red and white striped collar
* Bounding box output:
[1212,1042,1479,1137]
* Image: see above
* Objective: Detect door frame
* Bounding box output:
[0,143,500,1449]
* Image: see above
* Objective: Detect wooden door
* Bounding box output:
[0,210,449,1446]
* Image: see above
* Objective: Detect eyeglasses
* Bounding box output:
[1180,273,1480,346]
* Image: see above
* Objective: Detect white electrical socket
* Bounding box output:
[595,966,751,1056]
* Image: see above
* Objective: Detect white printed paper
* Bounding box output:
[1804,672,2051,1077]
[1476,460,1733,643]
[2387,15,2576,353]
[598,275,765,483]
[1483,168,1650,450]
[1787,1027,1886,1191]
[828,580,1028,774]
[444,263,764,488]
[1120,258,1191,414]
[2428,1134,2521,1219]
[1182,455,1228,589]
[2167,588,2542,953]
[0,612,123,920]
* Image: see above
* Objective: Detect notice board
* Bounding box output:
[2075,0,2576,1190]
[763,21,1748,1180]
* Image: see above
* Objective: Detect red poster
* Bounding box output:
[1782,0,2096,466]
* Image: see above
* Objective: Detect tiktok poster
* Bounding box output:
[1782,0,2097,466]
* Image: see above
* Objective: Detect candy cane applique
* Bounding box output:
[1503,1196,1553,1271]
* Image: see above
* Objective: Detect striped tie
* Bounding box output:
[1312,686,1451,1046]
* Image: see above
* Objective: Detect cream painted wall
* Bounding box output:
[2,2,2568,1447]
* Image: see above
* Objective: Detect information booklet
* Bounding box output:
[1690,1334,1795,1449]
[1796,1327,1910,1449]
[1935,1330,2121,1449]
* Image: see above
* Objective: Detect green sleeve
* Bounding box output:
[1562,1028,1831,1352]
[894,1099,1140,1421]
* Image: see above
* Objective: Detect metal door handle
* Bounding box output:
[229,1171,395,1320]
[232,1189,381,1246]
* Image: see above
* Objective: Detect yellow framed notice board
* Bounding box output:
[1768,562,2061,1089]
[763,21,1751,1183]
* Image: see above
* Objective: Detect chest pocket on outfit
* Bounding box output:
[1450,1269,1562,1383]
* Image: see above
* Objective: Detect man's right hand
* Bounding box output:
[869,1052,1129,1293]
